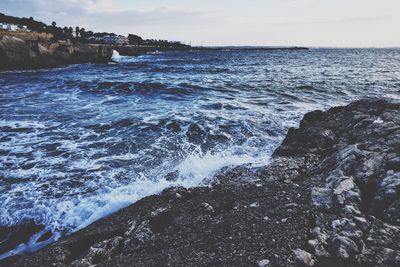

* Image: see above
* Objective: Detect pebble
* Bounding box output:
[258,259,270,267]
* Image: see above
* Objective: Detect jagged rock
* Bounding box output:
[308,227,330,258]
[378,248,400,265]
[71,237,123,267]
[331,236,359,259]
[354,152,385,185]
[334,177,356,205]
[200,202,215,213]
[353,216,370,231]
[384,200,400,225]
[186,123,206,145]
[386,154,400,171]
[132,221,153,242]
[311,188,332,209]
[293,248,315,266]
[374,171,400,207]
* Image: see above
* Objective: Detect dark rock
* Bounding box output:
[165,121,181,133]
[164,170,179,182]
[311,187,333,209]
[386,154,400,171]
[374,171,400,208]
[331,236,359,259]
[186,123,206,145]
[293,248,315,266]
[384,200,400,226]
[37,230,53,243]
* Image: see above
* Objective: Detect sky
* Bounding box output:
[1,0,400,47]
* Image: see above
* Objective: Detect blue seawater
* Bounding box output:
[0,48,399,258]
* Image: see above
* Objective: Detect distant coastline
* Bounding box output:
[193,46,309,51]
[0,12,310,71]
[0,34,310,71]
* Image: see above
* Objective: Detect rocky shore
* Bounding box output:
[6,99,400,267]
[0,36,112,70]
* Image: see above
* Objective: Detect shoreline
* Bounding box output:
[6,99,400,267]
[0,35,311,71]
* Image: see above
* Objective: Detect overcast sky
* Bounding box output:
[1,0,399,47]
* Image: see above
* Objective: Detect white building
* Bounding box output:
[0,23,30,32]
[103,35,128,45]
[19,25,30,32]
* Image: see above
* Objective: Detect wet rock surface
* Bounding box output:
[8,99,400,267]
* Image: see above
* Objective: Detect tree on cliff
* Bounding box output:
[75,26,80,37]
[79,28,86,38]
[68,27,74,37]
[63,26,74,39]
[128,34,143,45]
[0,13,46,32]
[52,21,57,27]
[86,30,94,38]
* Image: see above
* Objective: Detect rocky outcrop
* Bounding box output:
[8,99,400,267]
[0,36,112,70]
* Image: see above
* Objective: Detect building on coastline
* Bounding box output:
[103,35,128,45]
[0,23,30,32]
[19,25,30,32]
[88,34,128,45]
[88,36,104,43]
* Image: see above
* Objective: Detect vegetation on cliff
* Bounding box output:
[0,13,190,49]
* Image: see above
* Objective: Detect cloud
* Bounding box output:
[0,0,121,16]
[0,0,216,28]
[1,0,399,46]
[0,0,218,37]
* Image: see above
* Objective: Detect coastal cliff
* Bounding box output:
[0,36,112,70]
[8,99,400,267]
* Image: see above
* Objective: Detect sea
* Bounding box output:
[0,48,399,259]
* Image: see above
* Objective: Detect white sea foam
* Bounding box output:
[112,50,122,61]
[176,147,270,186]
[0,115,278,252]
[111,50,138,63]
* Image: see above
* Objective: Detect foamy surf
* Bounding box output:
[112,49,139,63]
